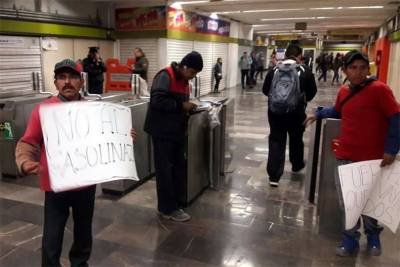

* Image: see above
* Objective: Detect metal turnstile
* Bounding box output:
[199,96,234,190]
[101,99,154,194]
[0,94,51,177]
[317,119,342,235]
[180,109,211,205]
[306,117,342,234]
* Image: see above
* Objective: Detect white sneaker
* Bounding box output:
[160,209,191,222]
[269,181,279,188]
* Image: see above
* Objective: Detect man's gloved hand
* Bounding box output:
[182,101,197,113]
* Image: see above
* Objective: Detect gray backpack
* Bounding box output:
[269,62,305,114]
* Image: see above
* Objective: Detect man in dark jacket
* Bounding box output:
[213,57,222,93]
[132,47,149,81]
[262,44,317,187]
[144,51,203,222]
[82,47,106,94]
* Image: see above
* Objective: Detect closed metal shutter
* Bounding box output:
[119,39,159,87]
[166,39,193,65]
[193,41,213,96]
[0,36,42,98]
[212,42,228,91]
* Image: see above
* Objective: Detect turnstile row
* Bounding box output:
[305,118,342,235]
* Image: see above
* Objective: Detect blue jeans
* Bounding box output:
[334,159,383,240]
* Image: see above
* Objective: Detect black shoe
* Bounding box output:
[292,162,305,173]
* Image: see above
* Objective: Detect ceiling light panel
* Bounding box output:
[243,8,305,13]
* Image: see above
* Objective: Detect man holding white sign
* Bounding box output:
[304,51,400,257]
[15,59,137,267]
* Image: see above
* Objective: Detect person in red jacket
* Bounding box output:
[15,59,136,267]
[304,51,400,257]
[144,51,203,222]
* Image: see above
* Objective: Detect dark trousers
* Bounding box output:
[318,67,327,82]
[255,67,264,81]
[88,80,103,95]
[249,68,256,83]
[267,110,306,182]
[241,69,249,89]
[42,186,96,267]
[332,69,339,84]
[152,137,187,214]
[214,77,221,93]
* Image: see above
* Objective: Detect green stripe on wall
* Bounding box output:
[323,47,362,51]
[0,18,108,39]
[167,30,234,43]
[389,30,400,42]
[115,30,167,39]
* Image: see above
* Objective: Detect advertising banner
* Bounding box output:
[116,6,166,31]
[167,8,230,36]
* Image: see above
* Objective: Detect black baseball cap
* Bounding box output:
[54,59,81,75]
[343,50,369,67]
[89,46,99,53]
[181,51,203,72]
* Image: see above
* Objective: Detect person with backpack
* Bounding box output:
[262,44,317,187]
[304,50,400,257]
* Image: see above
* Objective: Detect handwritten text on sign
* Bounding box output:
[338,160,400,233]
[40,102,138,192]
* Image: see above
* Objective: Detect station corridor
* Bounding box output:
[0,82,399,267]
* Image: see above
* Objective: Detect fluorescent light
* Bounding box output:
[309,5,383,10]
[252,24,272,27]
[260,17,315,21]
[347,6,384,9]
[170,2,182,9]
[260,16,332,21]
[216,11,241,14]
[210,12,218,19]
[171,0,209,6]
[243,8,305,13]
[310,7,335,10]
[180,0,209,4]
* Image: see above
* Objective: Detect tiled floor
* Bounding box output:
[0,80,399,267]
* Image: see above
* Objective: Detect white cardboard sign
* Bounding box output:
[338,160,400,233]
[39,101,138,192]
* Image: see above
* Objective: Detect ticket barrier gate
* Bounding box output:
[0,94,52,177]
[305,118,342,234]
[101,99,154,194]
[199,96,234,190]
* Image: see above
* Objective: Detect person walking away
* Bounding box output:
[239,52,251,89]
[318,52,328,83]
[82,47,106,94]
[331,53,342,85]
[304,50,400,257]
[249,51,257,87]
[262,44,317,187]
[255,53,265,81]
[213,57,223,93]
[144,51,203,222]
